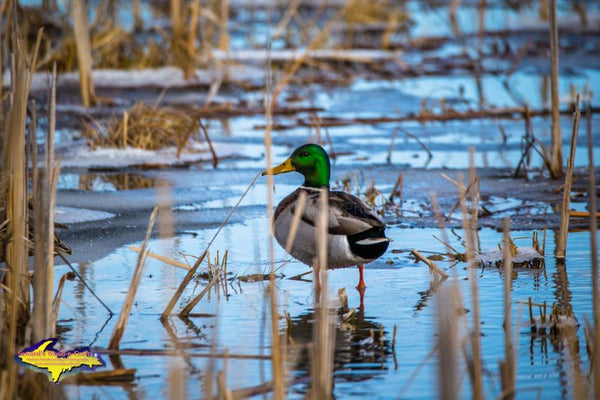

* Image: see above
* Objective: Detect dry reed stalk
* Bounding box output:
[411,249,448,279]
[109,207,158,349]
[500,218,515,400]
[563,322,586,400]
[449,0,462,36]
[436,284,458,400]
[168,360,187,399]
[478,0,486,49]
[468,147,480,252]
[1,34,33,398]
[52,272,74,326]
[386,130,396,164]
[31,63,58,342]
[309,188,334,399]
[132,0,142,31]
[71,0,97,107]
[218,0,229,51]
[158,181,174,240]
[217,368,232,400]
[129,246,189,270]
[430,191,456,261]
[555,96,581,259]
[389,173,403,203]
[263,45,286,400]
[399,127,432,160]
[548,0,562,177]
[188,0,201,58]
[285,191,307,252]
[97,347,270,360]
[586,104,600,398]
[444,175,478,222]
[0,2,5,132]
[272,9,345,108]
[61,367,136,384]
[273,0,302,39]
[171,0,183,37]
[198,120,219,167]
[179,252,227,316]
[161,172,260,318]
[458,173,483,400]
[121,111,128,148]
[569,211,600,218]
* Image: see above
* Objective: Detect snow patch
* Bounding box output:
[18,65,264,92]
[57,142,242,169]
[477,246,543,265]
[55,206,116,224]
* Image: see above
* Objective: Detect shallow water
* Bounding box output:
[22,0,600,398]
[53,215,598,399]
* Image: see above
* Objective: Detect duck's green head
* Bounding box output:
[262,144,331,188]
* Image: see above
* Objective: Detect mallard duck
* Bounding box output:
[262,143,389,292]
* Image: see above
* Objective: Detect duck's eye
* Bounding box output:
[300,151,309,157]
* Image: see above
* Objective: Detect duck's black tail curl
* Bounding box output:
[347,227,390,260]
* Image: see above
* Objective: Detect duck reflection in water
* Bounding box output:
[284,300,393,394]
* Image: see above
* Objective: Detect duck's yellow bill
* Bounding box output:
[261,158,295,176]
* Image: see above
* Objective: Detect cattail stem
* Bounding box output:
[556,95,581,259]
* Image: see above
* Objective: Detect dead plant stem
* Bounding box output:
[586,103,600,397]
[556,96,580,259]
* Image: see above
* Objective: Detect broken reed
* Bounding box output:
[555,96,581,260]
[109,207,158,350]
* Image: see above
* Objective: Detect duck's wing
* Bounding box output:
[293,189,384,236]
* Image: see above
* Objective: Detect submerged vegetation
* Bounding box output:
[0,0,599,399]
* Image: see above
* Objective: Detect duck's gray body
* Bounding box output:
[273,187,390,268]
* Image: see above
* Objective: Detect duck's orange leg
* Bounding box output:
[356,264,366,311]
[356,264,366,291]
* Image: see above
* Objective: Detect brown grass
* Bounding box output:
[1,29,40,398]
[84,102,202,155]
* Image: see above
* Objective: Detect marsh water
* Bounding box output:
[20,0,600,398]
